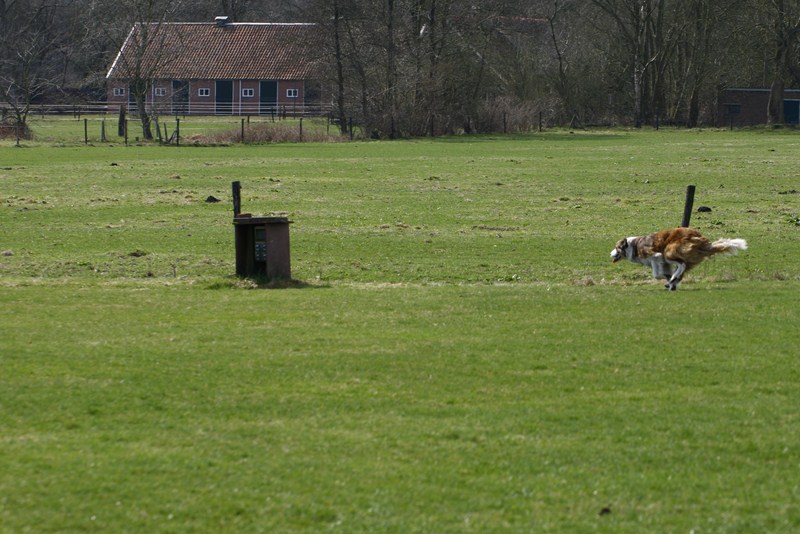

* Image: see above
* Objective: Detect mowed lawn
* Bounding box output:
[1,126,799,532]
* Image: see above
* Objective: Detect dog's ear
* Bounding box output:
[617,238,628,250]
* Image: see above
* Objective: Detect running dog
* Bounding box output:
[610,227,747,290]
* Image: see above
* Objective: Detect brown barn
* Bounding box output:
[106,18,322,116]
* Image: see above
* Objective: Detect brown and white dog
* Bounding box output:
[610,227,747,290]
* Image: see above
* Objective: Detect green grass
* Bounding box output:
[2,125,800,532]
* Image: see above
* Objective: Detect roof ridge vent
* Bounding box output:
[215,16,230,27]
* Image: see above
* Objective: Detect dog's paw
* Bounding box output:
[665,282,678,291]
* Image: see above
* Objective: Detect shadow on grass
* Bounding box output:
[206,276,329,290]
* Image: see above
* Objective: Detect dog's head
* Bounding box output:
[610,238,629,263]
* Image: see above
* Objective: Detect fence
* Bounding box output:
[17,113,353,145]
[19,101,331,120]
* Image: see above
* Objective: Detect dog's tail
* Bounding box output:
[711,238,748,256]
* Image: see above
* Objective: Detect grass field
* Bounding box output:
[2,123,799,532]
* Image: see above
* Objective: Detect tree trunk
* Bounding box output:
[135,93,153,140]
[387,0,398,138]
[768,76,785,125]
[332,0,348,134]
[767,0,792,125]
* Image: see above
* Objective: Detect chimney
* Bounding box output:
[215,16,230,27]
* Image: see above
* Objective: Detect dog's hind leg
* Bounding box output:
[665,261,686,291]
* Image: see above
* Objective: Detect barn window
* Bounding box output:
[286,88,298,98]
[242,88,255,98]
[154,88,167,97]
[113,88,126,97]
[198,88,210,97]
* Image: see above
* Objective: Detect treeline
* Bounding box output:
[3,0,800,137]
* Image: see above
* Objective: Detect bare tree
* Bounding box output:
[589,0,684,126]
[328,0,347,133]
[761,0,800,124]
[0,0,67,134]
[96,0,184,140]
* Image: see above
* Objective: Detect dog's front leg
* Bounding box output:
[651,255,673,280]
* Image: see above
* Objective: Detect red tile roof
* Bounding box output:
[107,22,319,81]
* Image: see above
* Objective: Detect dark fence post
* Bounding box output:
[681,185,696,228]
[118,106,126,137]
[232,181,241,216]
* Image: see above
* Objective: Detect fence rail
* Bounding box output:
[11,101,332,119]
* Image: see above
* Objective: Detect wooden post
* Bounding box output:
[84,119,88,144]
[681,185,696,227]
[299,117,303,142]
[176,118,180,146]
[118,106,126,137]
[232,181,241,216]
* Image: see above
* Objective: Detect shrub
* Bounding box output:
[0,118,32,140]
[197,122,348,144]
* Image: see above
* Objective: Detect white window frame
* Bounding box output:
[286,88,299,98]
[198,88,211,97]
[113,88,126,97]
[242,88,255,98]
[154,87,167,97]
